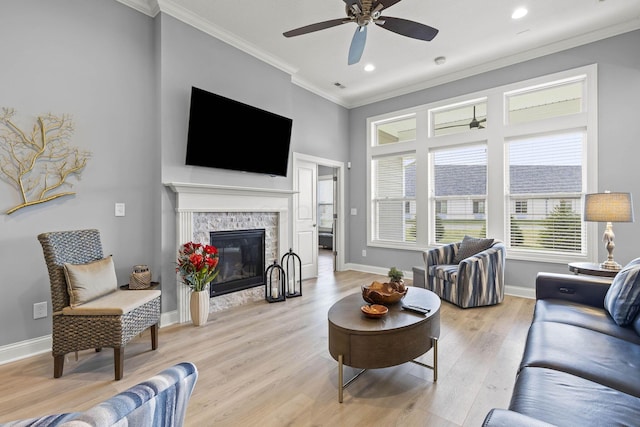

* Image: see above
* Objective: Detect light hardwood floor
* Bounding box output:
[0,250,535,426]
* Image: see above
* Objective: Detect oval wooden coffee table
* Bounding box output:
[328,287,441,402]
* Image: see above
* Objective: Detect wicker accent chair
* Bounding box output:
[37,229,161,380]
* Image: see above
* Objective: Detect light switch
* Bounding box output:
[350,208,357,216]
[115,203,125,217]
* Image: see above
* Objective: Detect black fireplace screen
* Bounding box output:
[209,229,265,297]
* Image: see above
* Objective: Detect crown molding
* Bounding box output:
[115,1,640,109]
[157,0,297,78]
[116,0,159,17]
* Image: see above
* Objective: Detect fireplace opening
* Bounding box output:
[209,229,265,297]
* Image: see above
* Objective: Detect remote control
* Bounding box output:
[402,304,431,315]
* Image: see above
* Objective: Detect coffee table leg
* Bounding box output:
[338,354,344,403]
[432,337,438,382]
[337,355,368,403]
[410,336,438,382]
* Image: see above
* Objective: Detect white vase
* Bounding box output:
[190,290,209,326]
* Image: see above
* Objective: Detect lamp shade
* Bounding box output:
[584,192,634,223]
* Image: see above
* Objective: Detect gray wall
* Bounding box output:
[347,29,640,289]
[0,0,158,346]
[0,1,349,348]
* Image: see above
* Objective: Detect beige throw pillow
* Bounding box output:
[63,256,117,307]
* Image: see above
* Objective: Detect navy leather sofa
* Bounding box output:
[483,271,640,426]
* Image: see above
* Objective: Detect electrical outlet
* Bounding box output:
[33,301,47,319]
[362,249,367,257]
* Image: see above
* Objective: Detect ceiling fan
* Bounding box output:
[283,0,439,65]
[435,106,487,131]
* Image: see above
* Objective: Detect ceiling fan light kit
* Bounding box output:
[283,0,439,65]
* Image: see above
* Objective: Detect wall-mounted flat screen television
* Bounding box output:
[186,86,293,177]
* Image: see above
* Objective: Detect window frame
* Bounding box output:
[366,64,598,264]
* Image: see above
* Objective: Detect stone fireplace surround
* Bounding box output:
[166,182,295,323]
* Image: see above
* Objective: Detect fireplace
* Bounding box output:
[166,182,293,323]
[210,229,266,297]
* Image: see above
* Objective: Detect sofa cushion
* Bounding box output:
[533,299,640,344]
[509,367,640,427]
[604,258,640,326]
[453,235,494,264]
[520,321,640,397]
[63,256,117,307]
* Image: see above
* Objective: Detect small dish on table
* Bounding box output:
[361,304,389,319]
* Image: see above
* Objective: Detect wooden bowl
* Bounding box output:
[361,281,408,305]
[361,304,389,318]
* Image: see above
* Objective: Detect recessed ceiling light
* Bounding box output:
[512,7,528,19]
[364,64,375,72]
[434,56,446,65]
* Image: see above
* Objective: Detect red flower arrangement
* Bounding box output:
[177,242,220,292]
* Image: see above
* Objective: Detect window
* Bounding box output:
[507,132,584,254]
[431,100,487,137]
[317,177,334,230]
[431,144,487,243]
[371,154,416,243]
[515,200,528,214]
[506,79,583,124]
[366,65,596,263]
[375,115,416,145]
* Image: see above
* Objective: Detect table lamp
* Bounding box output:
[584,191,634,270]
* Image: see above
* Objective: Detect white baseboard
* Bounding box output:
[161,310,179,327]
[0,335,51,366]
[504,285,536,299]
[0,311,180,366]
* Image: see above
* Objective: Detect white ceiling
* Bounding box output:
[120,0,640,108]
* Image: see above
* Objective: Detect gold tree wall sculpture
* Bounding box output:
[0,108,91,214]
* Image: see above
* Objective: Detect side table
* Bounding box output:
[568,262,618,278]
[120,281,160,290]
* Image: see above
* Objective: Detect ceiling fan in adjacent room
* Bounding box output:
[435,106,487,131]
[283,0,439,65]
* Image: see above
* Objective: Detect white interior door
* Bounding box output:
[294,159,318,279]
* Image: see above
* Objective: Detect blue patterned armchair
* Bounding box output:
[421,239,506,308]
[1,362,198,427]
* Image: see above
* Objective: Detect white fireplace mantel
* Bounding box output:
[165,182,295,323]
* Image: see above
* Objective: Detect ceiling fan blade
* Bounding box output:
[373,0,403,11]
[435,123,469,130]
[283,18,349,38]
[375,16,439,41]
[348,26,367,65]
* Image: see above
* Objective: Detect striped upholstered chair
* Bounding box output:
[38,229,161,380]
[2,362,198,427]
[421,237,505,308]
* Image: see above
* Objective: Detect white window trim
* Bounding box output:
[366,64,598,264]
